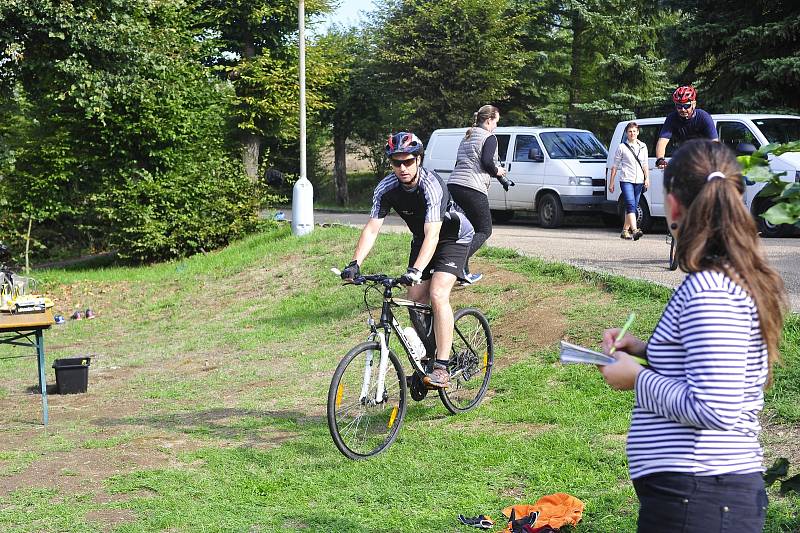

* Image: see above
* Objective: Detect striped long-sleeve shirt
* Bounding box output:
[628,270,768,479]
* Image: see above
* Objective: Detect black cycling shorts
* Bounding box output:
[409,239,469,281]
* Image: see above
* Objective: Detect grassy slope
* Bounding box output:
[0,225,797,532]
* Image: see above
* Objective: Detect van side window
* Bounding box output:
[496,134,510,161]
[633,124,660,156]
[513,135,542,162]
[717,121,759,150]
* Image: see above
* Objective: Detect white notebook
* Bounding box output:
[559,340,616,365]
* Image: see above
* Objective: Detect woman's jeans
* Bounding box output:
[633,472,767,533]
[447,184,491,271]
[620,181,644,215]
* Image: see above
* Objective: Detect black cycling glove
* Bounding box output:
[498,176,515,192]
[341,260,360,281]
[398,267,422,286]
[655,157,667,169]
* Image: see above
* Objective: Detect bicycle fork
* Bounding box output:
[360,326,392,405]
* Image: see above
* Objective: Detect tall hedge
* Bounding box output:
[0,0,260,262]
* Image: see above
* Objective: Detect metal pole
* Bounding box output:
[298,0,306,182]
[292,0,314,236]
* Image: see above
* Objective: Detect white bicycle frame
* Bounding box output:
[360,305,428,405]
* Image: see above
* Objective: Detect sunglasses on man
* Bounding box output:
[390,157,417,168]
[675,102,693,110]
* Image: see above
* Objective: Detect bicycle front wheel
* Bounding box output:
[327,342,408,460]
[439,308,494,414]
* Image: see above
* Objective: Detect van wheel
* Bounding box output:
[753,198,791,237]
[490,210,514,223]
[538,193,564,229]
[616,197,652,232]
[637,200,652,233]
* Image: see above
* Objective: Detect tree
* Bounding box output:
[507,0,671,135]
[194,0,335,181]
[315,28,389,204]
[369,0,527,141]
[0,0,259,261]
[662,0,800,112]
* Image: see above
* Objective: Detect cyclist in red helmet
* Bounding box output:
[340,131,475,389]
[655,85,718,169]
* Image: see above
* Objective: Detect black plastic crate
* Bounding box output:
[52,357,91,394]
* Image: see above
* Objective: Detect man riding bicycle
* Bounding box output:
[655,85,718,169]
[340,132,474,389]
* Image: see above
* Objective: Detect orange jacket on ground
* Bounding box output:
[502,492,585,530]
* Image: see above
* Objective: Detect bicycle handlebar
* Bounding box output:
[330,268,407,287]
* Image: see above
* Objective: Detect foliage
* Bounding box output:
[194,0,338,177]
[661,0,800,113]
[0,0,259,262]
[738,141,800,228]
[506,0,671,136]
[369,0,528,140]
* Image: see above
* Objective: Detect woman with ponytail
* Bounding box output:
[447,105,514,284]
[596,139,787,532]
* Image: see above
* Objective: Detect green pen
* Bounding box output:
[606,312,646,366]
[609,312,648,365]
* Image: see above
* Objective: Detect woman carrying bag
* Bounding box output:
[608,122,649,240]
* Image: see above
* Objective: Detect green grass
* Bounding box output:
[0,225,797,532]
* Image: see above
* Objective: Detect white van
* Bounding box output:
[604,114,800,236]
[423,127,608,228]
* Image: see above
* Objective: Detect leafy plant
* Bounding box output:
[738,141,800,228]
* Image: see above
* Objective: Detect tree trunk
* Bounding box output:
[567,11,586,128]
[332,130,349,205]
[242,131,260,182]
[240,40,260,183]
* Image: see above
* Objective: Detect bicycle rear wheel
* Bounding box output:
[668,236,678,270]
[327,342,407,460]
[439,308,494,414]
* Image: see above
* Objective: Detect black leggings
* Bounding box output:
[447,183,492,271]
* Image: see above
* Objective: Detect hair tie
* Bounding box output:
[707,171,725,182]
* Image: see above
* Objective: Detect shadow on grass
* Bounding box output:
[91,407,327,448]
[292,512,367,532]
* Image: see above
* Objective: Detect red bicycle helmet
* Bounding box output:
[385,132,423,158]
[672,85,697,104]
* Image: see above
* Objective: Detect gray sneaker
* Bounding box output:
[423,362,450,389]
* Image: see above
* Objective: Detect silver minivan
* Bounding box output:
[604,114,800,236]
[424,127,608,228]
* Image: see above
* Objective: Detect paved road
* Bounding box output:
[279,209,800,312]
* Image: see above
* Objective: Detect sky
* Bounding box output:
[317,0,371,31]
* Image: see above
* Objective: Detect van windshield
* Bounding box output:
[540,132,608,159]
[753,118,800,144]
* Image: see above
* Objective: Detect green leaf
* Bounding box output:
[764,457,790,487]
[762,202,800,225]
[745,165,782,182]
[757,179,790,198]
[779,182,800,200]
[779,474,800,495]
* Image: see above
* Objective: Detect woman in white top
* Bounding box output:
[597,139,788,533]
[608,122,650,240]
